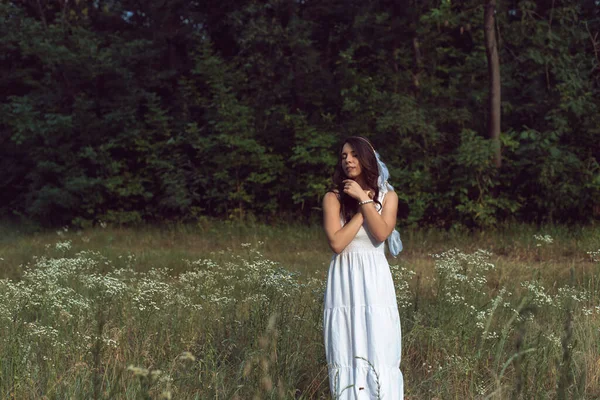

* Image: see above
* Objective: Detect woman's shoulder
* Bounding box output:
[323,190,341,205]
[383,189,397,199]
[324,189,340,199]
[380,189,398,206]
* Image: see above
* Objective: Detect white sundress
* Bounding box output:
[323,191,403,399]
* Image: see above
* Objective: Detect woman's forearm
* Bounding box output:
[328,213,363,253]
[359,203,393,242]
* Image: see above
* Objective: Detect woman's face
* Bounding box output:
[341,143,362,179]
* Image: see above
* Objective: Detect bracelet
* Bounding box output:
[358,199,374,206]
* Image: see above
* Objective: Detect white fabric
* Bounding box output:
[374,151,402,257]
[324,191,404,399]
[374,151,391,195]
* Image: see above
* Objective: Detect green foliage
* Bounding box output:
[0,0,599,227]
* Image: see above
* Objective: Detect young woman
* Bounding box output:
[322,136,404,399]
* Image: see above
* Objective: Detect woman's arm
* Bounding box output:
[323,192,364,254]
[359,190,398,243]
[342,179,398,243]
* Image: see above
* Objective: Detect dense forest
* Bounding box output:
[1,0,599,228]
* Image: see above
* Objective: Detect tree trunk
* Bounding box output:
[484,0,502,168]
[412,37,423,91]
[410,0,422,93]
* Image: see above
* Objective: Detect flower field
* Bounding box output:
[0,223,599,399]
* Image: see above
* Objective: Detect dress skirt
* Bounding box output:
[323,226,403,399]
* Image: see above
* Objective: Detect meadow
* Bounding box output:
[0,221,599,399]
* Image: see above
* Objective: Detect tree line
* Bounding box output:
[1,0,599,228]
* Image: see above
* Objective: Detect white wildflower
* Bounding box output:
[55,240,72,252]
[533,234,553,245]
[587,249,600,262]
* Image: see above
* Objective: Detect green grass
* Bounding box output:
[0,220,599,399]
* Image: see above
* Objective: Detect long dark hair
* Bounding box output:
[330,136,381,223]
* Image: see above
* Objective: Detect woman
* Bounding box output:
[322,136,404,399]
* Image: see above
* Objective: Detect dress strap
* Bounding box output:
[376,190,386,212]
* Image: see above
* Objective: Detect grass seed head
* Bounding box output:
[179,351,195,362]
[127,365,149,377]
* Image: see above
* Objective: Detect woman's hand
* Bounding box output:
[342,179,371,202]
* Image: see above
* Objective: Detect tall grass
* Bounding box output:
[0,221,599,398]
